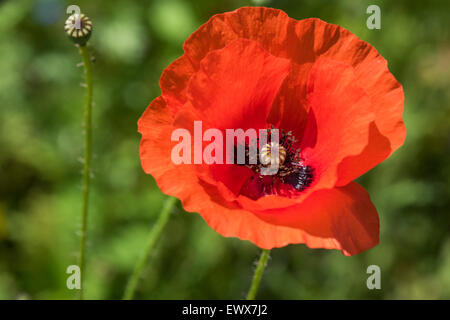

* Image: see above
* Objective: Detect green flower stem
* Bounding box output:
[123,196,177,300]
[78,44,93,300]
[246,249,271,300]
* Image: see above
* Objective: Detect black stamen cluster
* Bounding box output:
[233,129,314,197]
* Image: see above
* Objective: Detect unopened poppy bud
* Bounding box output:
[64,13,92,46]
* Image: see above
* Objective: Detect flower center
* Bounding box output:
[239,129,314,199]
[260,142,286,166]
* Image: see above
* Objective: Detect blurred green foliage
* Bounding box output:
[0,0,449,299]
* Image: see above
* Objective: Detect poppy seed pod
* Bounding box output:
[64,13,92,46]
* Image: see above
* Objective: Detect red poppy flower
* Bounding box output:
[138,7,405,255]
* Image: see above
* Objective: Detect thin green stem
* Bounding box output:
[78,44,93,300]
[246,249,271,300]
[123,196,177,300]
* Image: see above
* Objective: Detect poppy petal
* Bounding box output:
[138,97,202,202]
[171,39,291,198]
[186,38,291,131]
[181,179,326,251]
[178,7,405,159]
[254,182,379,256]
[300,58,375,192]
[336,122,392,186]
[138,97,333,251]
[160,55,196,115]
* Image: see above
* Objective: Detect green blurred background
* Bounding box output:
[0,0,449,299]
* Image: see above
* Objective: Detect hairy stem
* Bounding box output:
[246,249,271,300]
[123,196,177,300]
[78,44,93,300]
